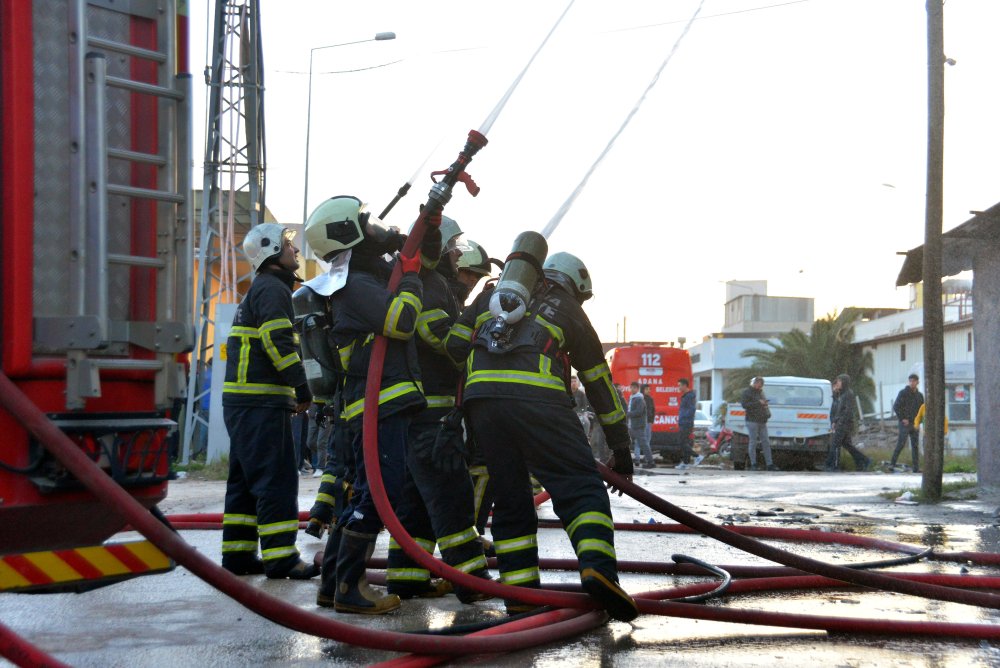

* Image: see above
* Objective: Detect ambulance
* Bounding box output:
[606,345,693,462]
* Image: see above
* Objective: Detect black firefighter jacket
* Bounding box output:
[329,267,426,424]
[443,283,629,449]
[223,269,310,410]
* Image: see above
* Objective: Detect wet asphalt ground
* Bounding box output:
[3,465,1000,667]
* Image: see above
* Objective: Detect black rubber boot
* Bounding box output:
[333,529,400,615]
[387,579,452,600]
[455,569,495,604]
[581,568,639,622]
[266,558,319,580]
[316,527,343,607]
[222,556,265,576]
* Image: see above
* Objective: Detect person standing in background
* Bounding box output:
[740,377,777,471]
[890,373,924,472]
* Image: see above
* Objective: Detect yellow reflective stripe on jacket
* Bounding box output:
[416,309,450,351]
[465,352,565,392]
[425,395,455,409]
[383,291,422,339]
[343,382,422,421]
[447,323,473,343]
[579,361,626,425]
[223,381,295,398]
[258,318,300,371]
[230,326,260,338]
[578,362,610,385]
[474,311,494,328]
[336,342,353,371]
[565,511,614,540]
[534,314,564,347]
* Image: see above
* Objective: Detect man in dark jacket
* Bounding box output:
[739,377,777,471]
[676,378,698,468]
[890,373,924,472]
[444,248,638,622]
[221,223,317,580]
[824,374,871,472]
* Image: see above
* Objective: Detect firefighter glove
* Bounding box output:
[424,210,443,228]
[432,408,468,473]
[398,249,422,275]
[408,428,435,462]
[605,445,633,497]
[421,224,443,265]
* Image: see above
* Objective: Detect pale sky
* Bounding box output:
[189,0,1000,344]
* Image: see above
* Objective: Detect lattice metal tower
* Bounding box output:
[182,0,266,462]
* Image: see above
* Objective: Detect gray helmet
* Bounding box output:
[543,251,593,301]
[438,215,463,255]
[456,240,491,276]
[243,222,291,272]
[305,195,366,261]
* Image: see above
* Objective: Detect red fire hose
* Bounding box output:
[0,371,691,657]
[5,367,1000,668]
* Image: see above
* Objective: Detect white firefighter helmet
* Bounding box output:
[456,240,491,276]
[543,251,593,301]
[243,222,291,272]
[305,195,367,261]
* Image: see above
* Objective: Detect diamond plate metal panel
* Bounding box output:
[32,0,71,318]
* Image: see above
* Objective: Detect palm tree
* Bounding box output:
[724,309,875,413]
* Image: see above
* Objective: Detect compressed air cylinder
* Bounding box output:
[292,286,340,398]
[488,231,547,325]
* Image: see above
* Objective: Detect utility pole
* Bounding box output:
[922,0,945,501]
[182,0,266,463]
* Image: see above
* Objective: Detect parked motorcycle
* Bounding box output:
[703,426,733,459]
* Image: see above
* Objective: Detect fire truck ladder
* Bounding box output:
[181,0,267,463]
[31,0,194,411]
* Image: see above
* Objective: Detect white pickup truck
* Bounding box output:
[728,376,833,470]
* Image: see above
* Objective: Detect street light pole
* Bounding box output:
[302,32,396,249]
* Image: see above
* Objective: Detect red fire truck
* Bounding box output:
[0,0,190,592]
[606,344,693,460]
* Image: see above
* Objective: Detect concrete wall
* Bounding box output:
[974,246,1000,487]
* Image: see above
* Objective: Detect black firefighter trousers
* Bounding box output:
[465,398,620,593]
[222,404,301,576]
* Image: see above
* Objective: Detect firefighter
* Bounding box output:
[450,239,493,305]
[448,240,499,542]
[385,216,492,603]
[220,223,318,580]
[303,195,432,614]
[443,247,639,621]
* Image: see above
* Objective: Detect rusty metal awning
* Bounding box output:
[896,201,1000,286]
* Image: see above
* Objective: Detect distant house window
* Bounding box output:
[968,332,973,352]
[900,344,906,362]
[948,384,973,422]
[690,353,700,364]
